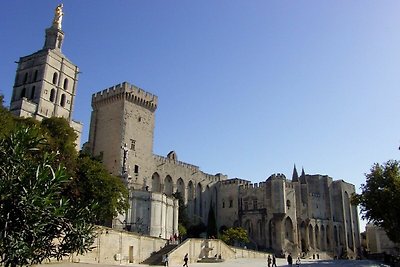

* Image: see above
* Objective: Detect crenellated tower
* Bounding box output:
[88,82,158,188]
[9,4,82,147]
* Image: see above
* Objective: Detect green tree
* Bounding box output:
[0,94,15,138]
[352,160,400,243]
[220,227,249,246]
[73,154,129,225]
[40,117,78,172]
[172,191,189,227]
[0,126,96,267]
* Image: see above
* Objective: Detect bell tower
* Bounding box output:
[9,4,83,147]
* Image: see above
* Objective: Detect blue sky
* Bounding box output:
[1,1,400,229]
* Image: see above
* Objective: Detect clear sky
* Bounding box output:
[1,1,400,230]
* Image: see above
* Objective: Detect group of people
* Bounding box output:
[267,254,301,266]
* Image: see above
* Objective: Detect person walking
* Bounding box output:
[272,255,277,267]
[295,256,301,266]
[287,253,293,266]
[164,254,169,267]
[183,253,189,267]
[267,255,272,267]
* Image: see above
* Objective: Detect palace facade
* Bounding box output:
[9,5,361,259]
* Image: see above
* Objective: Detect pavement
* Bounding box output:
[48,258,390,267]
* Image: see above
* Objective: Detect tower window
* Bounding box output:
[222,201,225,208]
[33,70,38,82]
[23,73,28,83]
[60,94,66,107]
[30,86,35,99]
[21,88,26,99]
[229,199,233,208]
[50,89,56,102]
[63,78,69,90]
[52,72,58,85]
[134,165,139,174]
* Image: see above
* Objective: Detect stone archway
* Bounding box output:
[285,217,294,243]
[164,175,173,196]
[151,172,161,192]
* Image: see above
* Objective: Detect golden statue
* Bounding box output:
[53,4,64,29]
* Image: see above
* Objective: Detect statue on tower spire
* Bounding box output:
[52,4,64,29]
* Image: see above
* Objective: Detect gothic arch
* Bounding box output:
[176,178,185,202]
[285,216,294,243]
[195,182,202,217]
[151,172,161,193]
[320,225,326,250]
[187,181,194,217]
[63,78,69,90]
[164,175,173,196]
[50,89,56,102]
[60,93,66,107]
[268,219,276,248]
[244,219,253,238]
[299,221,307,253]
[308,224,314,249]
[52,72,58,84]
[315,225,320,249]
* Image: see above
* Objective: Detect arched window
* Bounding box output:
[63,78,68,90]
[21,88,26,99]
[52,72,58,85]
[33,70,38,82]
[50,89,56,102]
[60,94,66,107]
[30,86,35,99]
[23,73,28,83]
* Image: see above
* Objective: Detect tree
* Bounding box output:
[220,227,249,246]
[72,154,129,225]
[0,126,96,267]
[0,94,15,138]
[352,160,400,243]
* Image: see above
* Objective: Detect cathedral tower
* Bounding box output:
[9,4,82,146]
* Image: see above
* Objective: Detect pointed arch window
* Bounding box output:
[50,89,56,102]
[63,78,69,90]
[21,88,26,99]
[30,86,36,99]
[52,72,58,85]
[23,73,28,83]
[60,94,66,107]
[33,70,38,82]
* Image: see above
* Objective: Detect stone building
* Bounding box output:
[9,4,82,147]
[9,5,361,259]
[366,224,399,256]
[87,81,361,259]
[217,168,361,259]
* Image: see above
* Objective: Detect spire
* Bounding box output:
[300,167,307,184]
[43,4,65,50]
[292,164,299,182]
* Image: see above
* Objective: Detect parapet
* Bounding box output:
[91,81,158,111]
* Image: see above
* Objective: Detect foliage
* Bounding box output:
[187,222,207,238]
[206,205,217,238]
[0,94,15,138]
[72,154,129,225]
[0,126,96,267]
[220,227,249,246]
[352,160,400,243]
[178,223,187,237]
[40,117,78,172]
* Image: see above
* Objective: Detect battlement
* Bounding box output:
[154,154,200,172]
[92,81,158,111]
[220,178,251,187]
[267,173,287,181]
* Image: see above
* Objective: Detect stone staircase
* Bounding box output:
[141,244,178,265]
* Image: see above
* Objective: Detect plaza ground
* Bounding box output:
[49,258,390,267]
